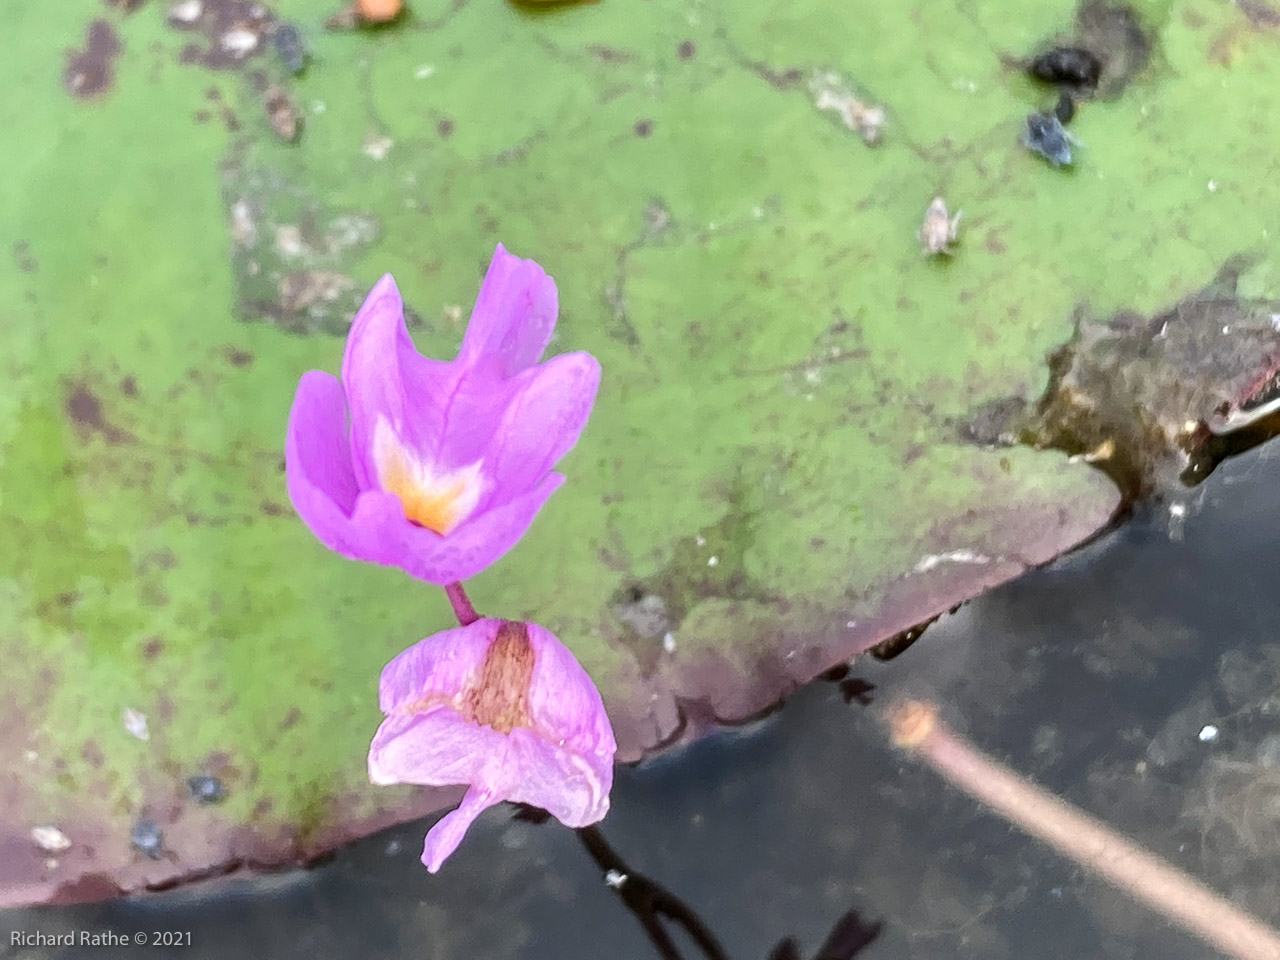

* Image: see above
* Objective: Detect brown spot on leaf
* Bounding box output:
[260,500,287,516]
[12,242,37,273]
[64,382,133,443]
[437,118,454,138]
[64,20,122,100]
[172,0,274,71]
[264,85,302,142]
[984,231,1006,254]
[634,119,653,137]
[677,40,696,59]
[141,636,165,659]
[588,44,632,62]
[104,0,145,11]
[279,707,301,731]
[223,346,253,366]
[81,740,105,768]
[1238,0,1280,26]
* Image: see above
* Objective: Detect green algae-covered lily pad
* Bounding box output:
[4,0,1280,903]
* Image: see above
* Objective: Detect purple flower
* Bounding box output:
[284,245,600,584]
[369,618,616,871]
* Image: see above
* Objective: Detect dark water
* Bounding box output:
[5,444,1280,960]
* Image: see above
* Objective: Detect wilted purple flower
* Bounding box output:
[284,245,600,584]
[369,618,616,871]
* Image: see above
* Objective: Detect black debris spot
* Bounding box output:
[63,19,122,99]
[1053,91,1077,124]
[187,774,226,804]
[1028,46,1102,88]
[270,22,308,75]
[437,117,454,138]
[130,819,164,859]
[1021,111,1074,166]
[633,119,653,137]
[1022,3,1153,100]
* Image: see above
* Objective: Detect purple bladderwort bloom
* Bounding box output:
[284,245,600,584]
[369,618,616,871]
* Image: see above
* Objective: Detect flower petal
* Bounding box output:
[456,244,559,378]
[368,709,508,786]
[376,620,497,715]
[524,622,618,761]
[285,370,361,541]
[340,274,460,487]
[476,350,601,505]
[343,473,564,583]
[420,784,499,872]
[505,727,611,827]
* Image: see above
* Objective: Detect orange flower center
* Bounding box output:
[373,420,482,535]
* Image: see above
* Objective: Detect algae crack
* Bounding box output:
[964,259,1280,497]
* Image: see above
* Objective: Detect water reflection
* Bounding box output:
[6,443,1280,959]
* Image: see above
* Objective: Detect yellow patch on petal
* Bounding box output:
[373,420,483,535]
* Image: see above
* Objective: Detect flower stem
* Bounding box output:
[443,582,479,626]
[887,700,1280,960]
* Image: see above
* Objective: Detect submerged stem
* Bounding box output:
[576,825,730,960]
[443,581,480,626]
[887,700,1280,960]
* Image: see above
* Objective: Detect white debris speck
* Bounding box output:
[123,707,150,741]
[845,620,857,629]
[951,78,978,93]
[914,549,990,574]
[917,196,961,256]
[31,826,72,853]
[810,71,885,145]
[707,555,719,567]
[385,839,403,856]
[168,0,203,23]
[229,199,255,247]
[24,750,37,762]
[1270,313,1280,332]
[662,632,677,653]
[413,64,436,80]
[1198,724,1219,742]
[220,28,260,57]
[363,134,393,160]
[274,225,305,258]
[694,534,706,547]
[1207,179,1217,193]
[1222,325,1231,334]
[605,869,628,888]
[45,858,60,870]
[1168,502,1187,519]
[312,100,327,114]
[804,368,821,384]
